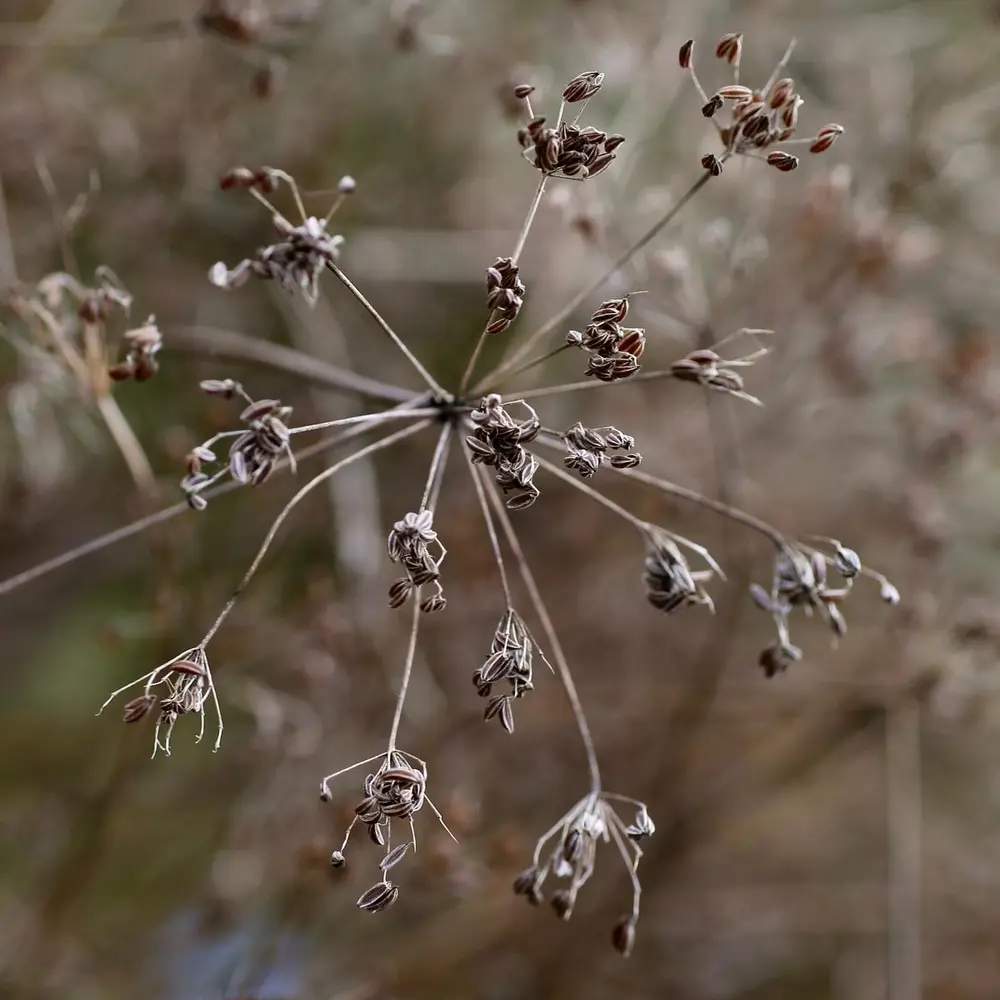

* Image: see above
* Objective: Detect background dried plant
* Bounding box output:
[2,1,1000,998]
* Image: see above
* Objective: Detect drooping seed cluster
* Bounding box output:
[387,509,447,613]
[516,70,625,181]
[108,317,163,383]
[679,34,844,176]
[465,394,542,509]
[670,345,765,405]
[562,422,642,479]
[107,646,221,757]
[566,296,646,382]
[751,539,900,677]
[643,532,716,614]
[472,608,538,734]
[513,792,653,956]
[181,380,295,509]
[484,257,526,335]
[321,750,450,915]
[209,166,348,306]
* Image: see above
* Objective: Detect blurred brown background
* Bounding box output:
[1,0,1000,998]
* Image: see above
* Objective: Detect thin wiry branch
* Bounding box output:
[0,396,434,598]
[510,367,689,401]
[200,419,433,646]
[326,261,447,396]
[482,469,602,793]
[167,325,415,403]
[460,175,549,393]
[476,169,715,392]
[387,599,422,753]
[462,444,512,605]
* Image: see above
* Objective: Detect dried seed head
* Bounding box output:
[678,39,694,69]
[702,94,724,118]
[718,85,754,101]
[123,694,155,724]
[766,151,799,172]
[551,888,575,920]
[715,32,743,65]
[612,916,636,957]
[219,166,256,191]
[357,880,399,914]
[338,175,357,195]
[768,78,795,108]
[810,124,844,154]
[514,83,535,99]
[701,153,724,176]
[562,70,605,103]
[880,579,901,605]
[513,865,544,905]
[833,543,861,579]
[759,640,803,678]
[330,850,347,869]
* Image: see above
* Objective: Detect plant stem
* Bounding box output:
[168,324,414,403]
[476,169,714,391]
[200,419,432,646]
[326,261,446,396]
[483,478,602,793]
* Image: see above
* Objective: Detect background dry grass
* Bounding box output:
[1,1,1000,998]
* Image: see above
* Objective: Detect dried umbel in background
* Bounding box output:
[0,33,901,958]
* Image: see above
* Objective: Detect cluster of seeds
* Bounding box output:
[484,256,526,335]
[101,647,221,756]
[566,295,646,382]
[465,394,542,509]
[679,34,844,176]
[472,609,539,734]
[562,422,642,479]
[321,750,453,914]
[108,317,163,383]
[210,167,352,306]
[181,380,295,509]
[669,343,769,405]
[643,531,716,614]
[751,538,900,676]
[515,71,625,181]
[513,792,653,956]
[386,510,447,613]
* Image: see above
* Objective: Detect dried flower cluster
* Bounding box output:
[181,381,296,509]
[680,34,844,175]
[513,791,653,953]
[465,394,542,509]
[566,295,647,382]
[2,42,903,960]
[471,608,540,733]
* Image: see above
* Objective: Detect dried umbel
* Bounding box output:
[108,317,163,383]
[670,339,770,405]
[516,70,623,181]
[387,509,447,612]
[643,531,716,614]
[319,749,454,913]
[181,381,295,509]
[565,295,646,383]
[98,647,222,756]
[485,257,526,335]
[209,167,347,306]
[514,792,652,955]
[472,608,543,733]
[750,537,900,676]
[562,422,642,479]
[0,34,910,959]
[680,35,845,172]
[465,394,542,509]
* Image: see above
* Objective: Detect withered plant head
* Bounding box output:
[680,34,845,176]
[0,39,907,961]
